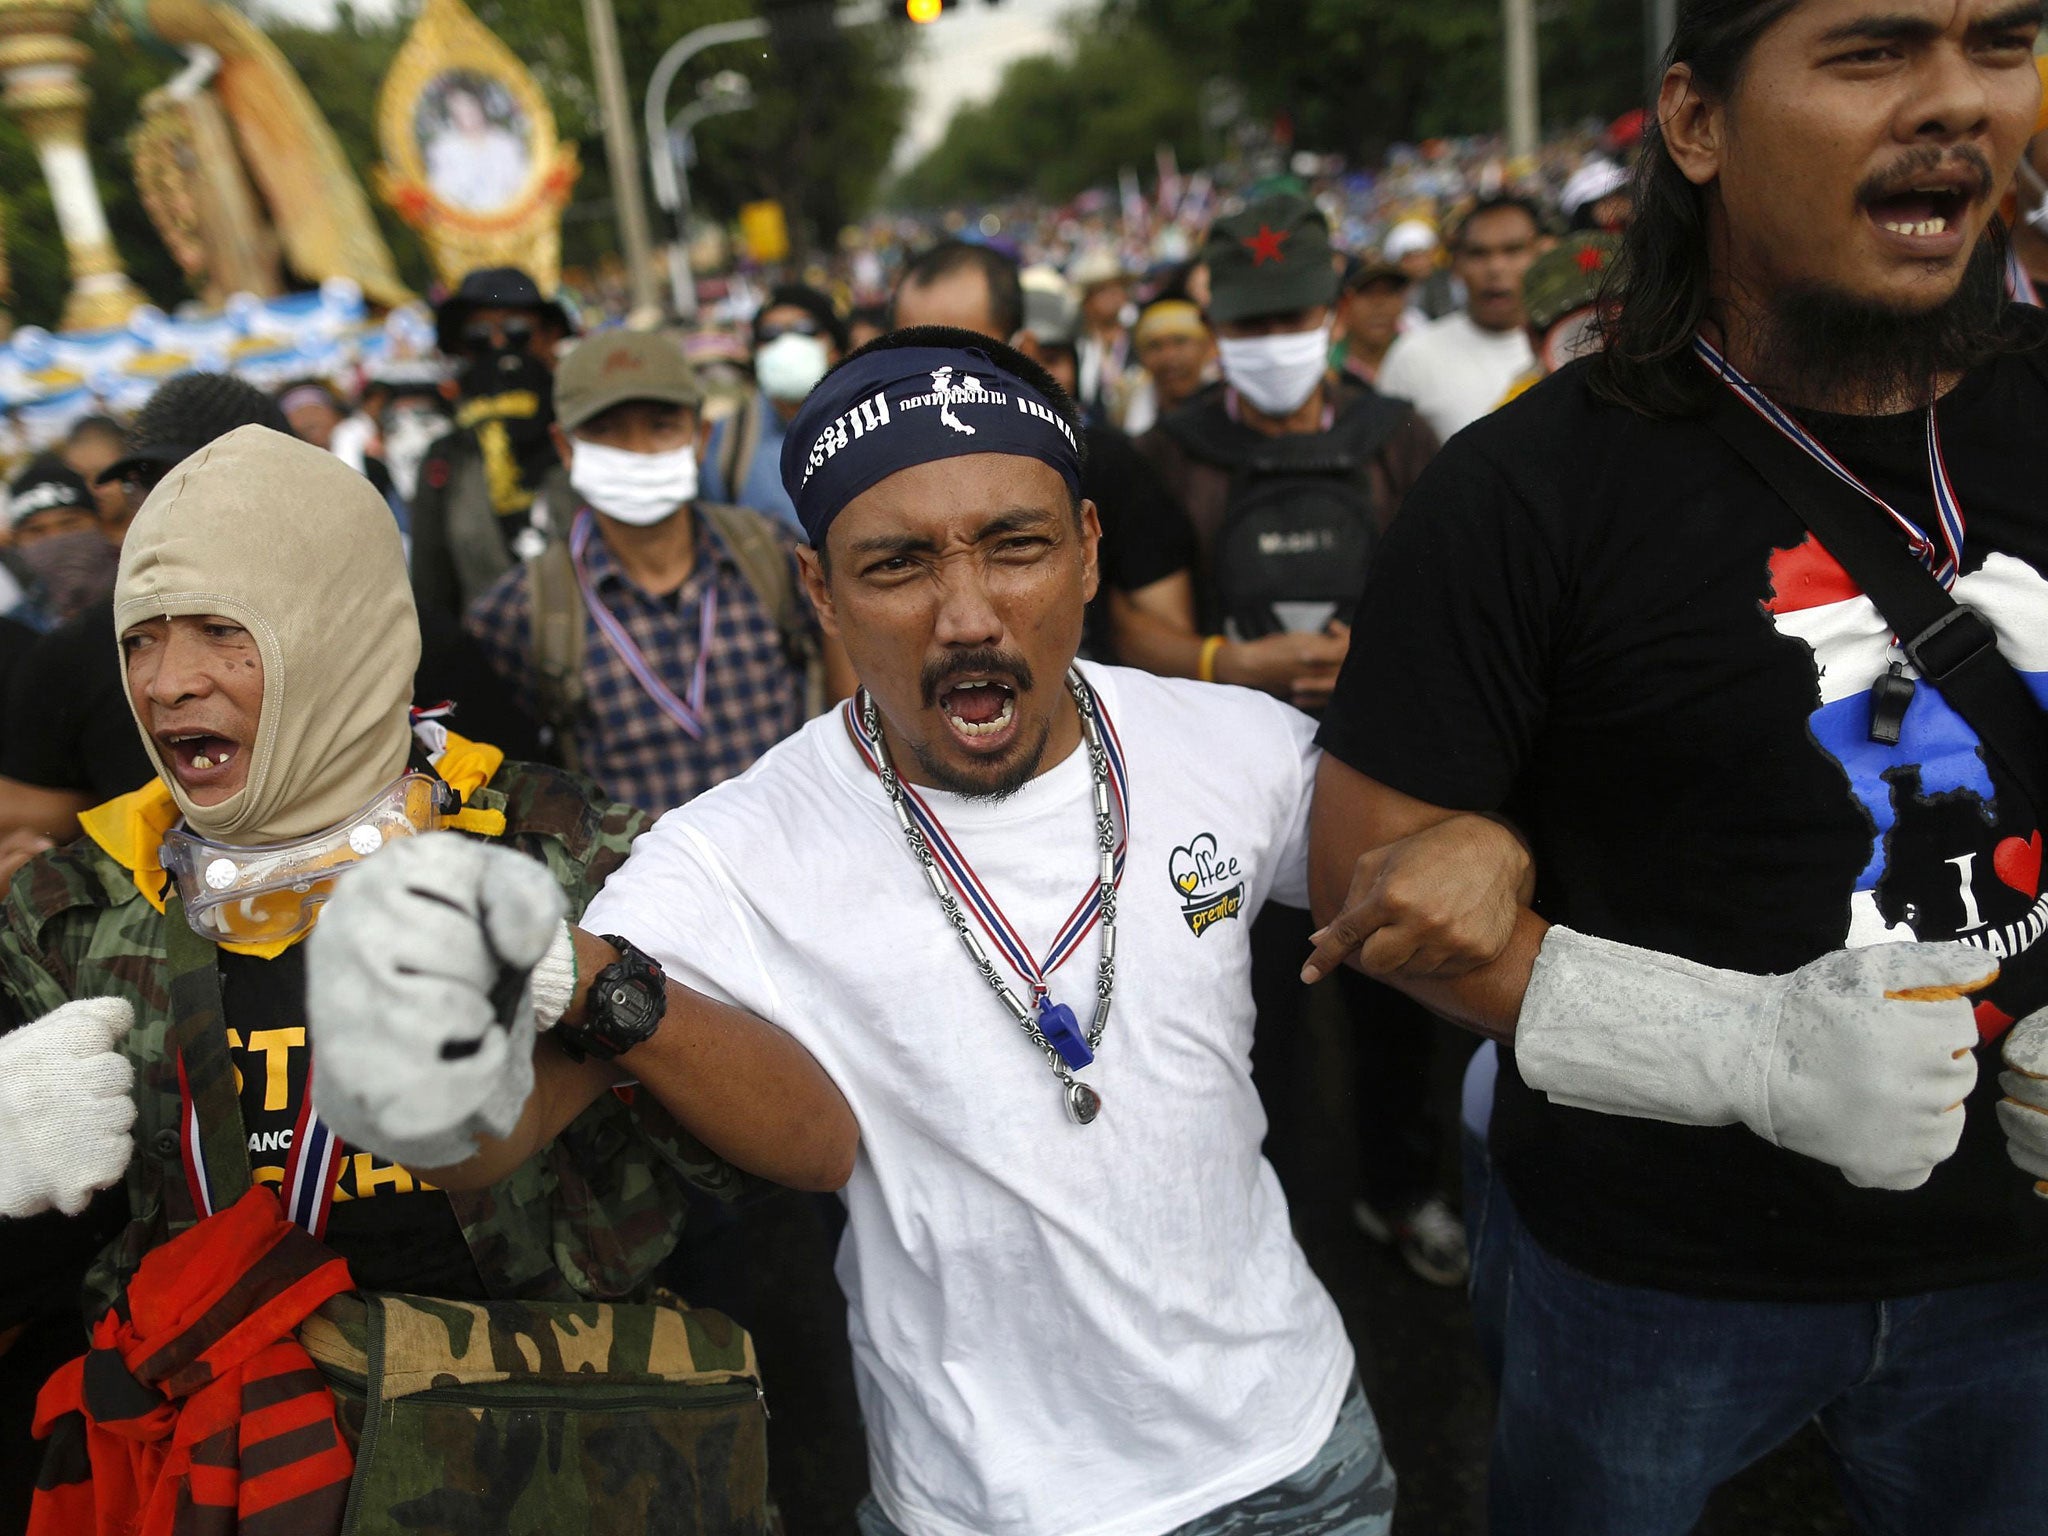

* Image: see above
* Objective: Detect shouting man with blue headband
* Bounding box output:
[316,327,1536,1536]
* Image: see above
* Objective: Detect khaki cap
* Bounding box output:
[555,329,704,431]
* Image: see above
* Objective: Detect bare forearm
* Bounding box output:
[1307,754,1543,1038]
[1107,579,1200,678]
[416,1043,616,1190]
[1377,910,1545,1041]
[568,929,857,1191]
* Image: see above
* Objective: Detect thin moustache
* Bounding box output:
[1855,147,1993,205]
[921,651,1034,707]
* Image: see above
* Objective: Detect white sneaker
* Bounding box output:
[1351,1194,1470,1288]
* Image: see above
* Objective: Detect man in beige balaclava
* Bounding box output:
[0,425,849,1518]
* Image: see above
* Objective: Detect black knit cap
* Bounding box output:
[96,372,291,486]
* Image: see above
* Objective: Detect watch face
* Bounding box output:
[606,981,658,1036]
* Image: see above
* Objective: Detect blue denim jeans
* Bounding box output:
[1479,1180,2048,1536]
[854,1375,1393,1536]
[1459,1124,1507,1386]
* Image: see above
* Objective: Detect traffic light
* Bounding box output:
[894,0,1003,21]
[888,0,1004,23]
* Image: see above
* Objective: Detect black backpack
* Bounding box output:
[1162,390,1410,638]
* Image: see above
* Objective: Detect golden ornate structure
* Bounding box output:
[375,0,579,290]
[0,0,144,330]
[133,0,411,308]
[131,81,285,305]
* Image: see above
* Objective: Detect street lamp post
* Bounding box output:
[643,3,885,319]
[658,72,754,319]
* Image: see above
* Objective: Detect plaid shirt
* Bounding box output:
[467,507,811,815]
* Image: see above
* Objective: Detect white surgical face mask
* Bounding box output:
[569,438,698,526]
[755,331,832,403]
[1216,322,1333,417]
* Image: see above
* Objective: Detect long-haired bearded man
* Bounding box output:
[1309,1,2048,1531]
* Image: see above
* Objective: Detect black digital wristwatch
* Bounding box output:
[553,935,668,1061]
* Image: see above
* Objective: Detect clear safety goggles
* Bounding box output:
[160,771,456,946]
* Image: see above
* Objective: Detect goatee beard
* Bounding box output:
[909,712,1054,803]
[1744,229,2010,415]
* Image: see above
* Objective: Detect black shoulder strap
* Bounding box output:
[1705,390,2048,820]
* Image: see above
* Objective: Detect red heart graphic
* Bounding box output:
[1975,998,2015,1045]
[1993,831,2043,897]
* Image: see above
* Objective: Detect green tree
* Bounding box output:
[895,11,1202,207]
[475,0,913,264]
[1112,0,1652,159]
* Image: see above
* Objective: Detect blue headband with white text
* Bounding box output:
[779,345,1084,546]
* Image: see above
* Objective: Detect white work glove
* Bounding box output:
[1998,1010,2048,1198]
[0,998,136,1217]
[307,831,574,1171]
[1517,929,1988,1190]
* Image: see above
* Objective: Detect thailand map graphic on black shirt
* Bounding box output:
[1318,319,2048,1299]
[1765,535,2048,1040]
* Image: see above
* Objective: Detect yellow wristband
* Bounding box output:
[1197,634,1225,684]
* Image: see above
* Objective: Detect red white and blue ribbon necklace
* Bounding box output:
[1694,332,1965,590]
[178,1055,342,1239]
[846,668,1130,1124]
[570,507,718,740]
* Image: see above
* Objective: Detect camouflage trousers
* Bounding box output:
[854,1375,1395,1536]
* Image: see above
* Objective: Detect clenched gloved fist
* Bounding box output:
[1998,1011,2048,1198]
[0,997,136,1217]
[307,831,575,1171]
[1518,932,1988,1190]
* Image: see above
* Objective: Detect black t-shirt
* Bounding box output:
[1081,425,1197,662]
[218,947,487,1298]
[1319,322,2048,1301]
[0,616,40,718]
[2,599,154,798]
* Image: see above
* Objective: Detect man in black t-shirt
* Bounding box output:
[1307,1,2048,1531]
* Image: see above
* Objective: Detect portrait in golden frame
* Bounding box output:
[374,0,579,290]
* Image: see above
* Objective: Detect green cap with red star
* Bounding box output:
[1202,194,1340,326]
[1522,231,1619,334]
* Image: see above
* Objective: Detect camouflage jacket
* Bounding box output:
[0,759,740,1323]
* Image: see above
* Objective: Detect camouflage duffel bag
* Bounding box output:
[297,1291,768,1535]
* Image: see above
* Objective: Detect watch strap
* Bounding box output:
[554,934,668,1061]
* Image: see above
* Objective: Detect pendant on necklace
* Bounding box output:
[1066,1080,1103,1125]
[1037,996,1094,1070]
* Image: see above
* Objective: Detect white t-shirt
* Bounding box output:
[582,663,1353,1536]
[1375,309,1534,443]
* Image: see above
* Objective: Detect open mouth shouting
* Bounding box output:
[1858,157,1987,257]
[938,676,1020,749]
[157,728,244,793]
[925,649,1036,758]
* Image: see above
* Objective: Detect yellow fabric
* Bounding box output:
[1135,300,1208,347]
[1497,370,1541,408]
[79,731,506,959]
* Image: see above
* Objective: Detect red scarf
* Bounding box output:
[30,1187,355,1536]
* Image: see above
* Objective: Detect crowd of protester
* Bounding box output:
[5,2,2048,1531]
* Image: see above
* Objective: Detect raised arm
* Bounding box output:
[306,833,857,1197]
